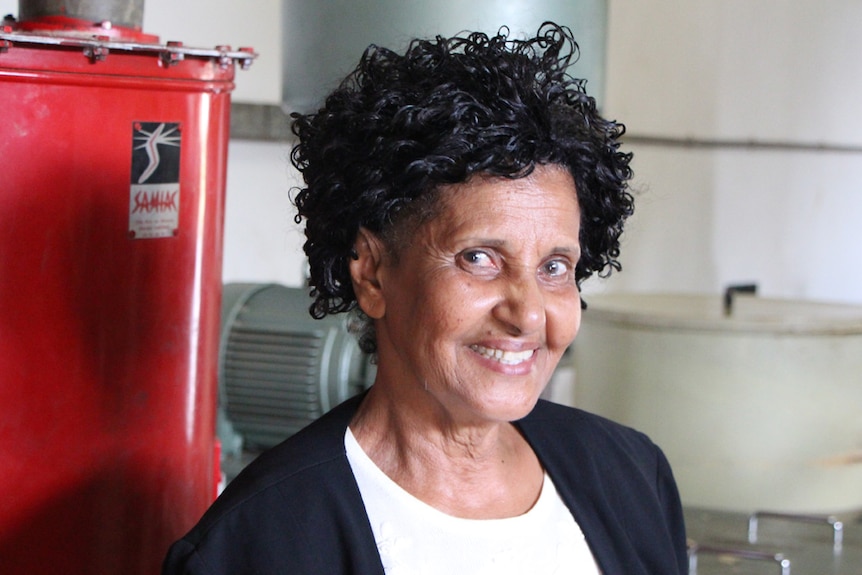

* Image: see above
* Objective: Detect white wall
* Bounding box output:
[5,0,860,304]
[221,140,307,287]
[144,0,282,104]
[601,0,862,305]
[0,0,15,19]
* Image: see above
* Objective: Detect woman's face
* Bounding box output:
[355,164,582,426]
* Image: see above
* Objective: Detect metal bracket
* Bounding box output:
[749,511,844,553]
[688,540,791,575]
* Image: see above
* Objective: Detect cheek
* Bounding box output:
[547,293,582,348]
[410,275,476,339]
[431,273,495,317]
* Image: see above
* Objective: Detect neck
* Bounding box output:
[349,384,544,519]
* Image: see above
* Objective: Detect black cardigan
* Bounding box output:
[163,395,688,574]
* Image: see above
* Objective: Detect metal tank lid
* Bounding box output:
[580,292,862,335]
[2,1,256,68]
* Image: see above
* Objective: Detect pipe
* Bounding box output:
[723,283,757,316]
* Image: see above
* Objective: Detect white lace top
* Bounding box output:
[345,428,601,575]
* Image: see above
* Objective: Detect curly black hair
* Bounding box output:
[291,22,634,353]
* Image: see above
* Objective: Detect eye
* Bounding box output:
[457,249,498,276]
[460,249,494,267]
[541,258,572,279]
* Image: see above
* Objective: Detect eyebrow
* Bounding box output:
[554,246,583,261]
[463,238,582,257]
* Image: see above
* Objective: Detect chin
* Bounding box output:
[477,389,543,423]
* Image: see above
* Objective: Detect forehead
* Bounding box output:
[433,165,580,231]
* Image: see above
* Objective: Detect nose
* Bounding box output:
[492,267,546,335]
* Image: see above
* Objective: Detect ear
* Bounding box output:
[349,227,387,319]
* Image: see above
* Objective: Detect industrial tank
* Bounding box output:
[573,292,862,515]
[0,1,254,572]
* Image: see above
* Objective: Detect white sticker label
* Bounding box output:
[129,122,181,239]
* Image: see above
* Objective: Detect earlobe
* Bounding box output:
[349,228,387,319]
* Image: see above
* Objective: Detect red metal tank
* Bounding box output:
[0,5,254,573]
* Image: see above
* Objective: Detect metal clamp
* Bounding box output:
[0,25,12,52]
[688,540,791,575]
[748,511,844,553]
[82,35,110,63]
[159,40,185,67]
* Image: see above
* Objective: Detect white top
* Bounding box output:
[345,428,601,575]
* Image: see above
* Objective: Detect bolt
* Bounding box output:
[238,46,256,69]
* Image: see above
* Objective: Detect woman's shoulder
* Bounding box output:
[164,394,369,572]
[518,399,666,472]
[176,400,358,536]
[523,399,655,444]
[519,404,687,574]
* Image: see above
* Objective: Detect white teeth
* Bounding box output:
[470,345,534,365]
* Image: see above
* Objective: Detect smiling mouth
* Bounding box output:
[470,344,534,365]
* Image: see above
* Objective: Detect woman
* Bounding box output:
[163,23,688,574]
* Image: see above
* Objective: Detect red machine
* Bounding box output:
[0,1,254,572]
